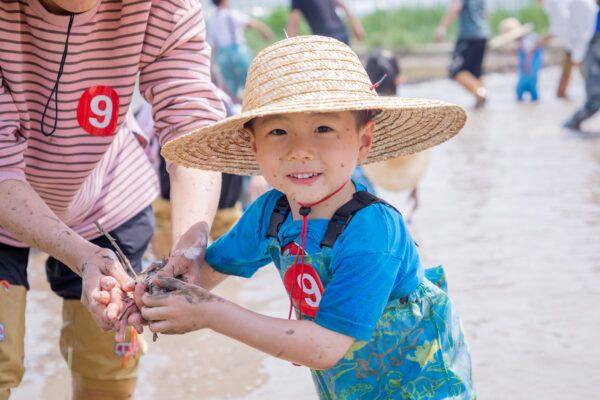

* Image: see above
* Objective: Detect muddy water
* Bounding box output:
[12,66,600,399]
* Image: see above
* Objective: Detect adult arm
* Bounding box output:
[0,72,133,330]
[138,0,225,283]
[286,9,302,37]
[247,18,274,41]
[435,0,463,42]
[336,0,365,42]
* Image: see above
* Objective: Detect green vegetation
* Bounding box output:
[245,4,549,54]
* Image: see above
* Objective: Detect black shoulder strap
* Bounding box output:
[266,191,395,247]
[320,191,393,248]
[266,195,291,239]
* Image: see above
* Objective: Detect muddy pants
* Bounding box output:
[0,206,153,399]
[566,33,600,127]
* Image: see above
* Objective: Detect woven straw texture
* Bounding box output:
[162,35,467,176]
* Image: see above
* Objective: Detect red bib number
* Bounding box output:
[283,263,324,318]
[77,86,119,136]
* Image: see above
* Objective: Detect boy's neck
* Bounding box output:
[287,182,356,221]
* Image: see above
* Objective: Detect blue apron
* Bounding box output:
[266,192,475,399]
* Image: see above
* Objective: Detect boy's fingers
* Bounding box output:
[141,305,169,322]
[142,292,170,307]
[153,275,186,291]
[148,320,171,334]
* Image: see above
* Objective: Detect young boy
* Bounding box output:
[490,18,543,102]
[143,36,474,399]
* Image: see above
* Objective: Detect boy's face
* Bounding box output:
[250,111,375,205]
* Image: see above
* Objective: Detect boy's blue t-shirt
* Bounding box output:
[205,187,423,341]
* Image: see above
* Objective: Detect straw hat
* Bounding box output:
[490,18,534,49]
[362,151,430,192]
[162,35,466,175]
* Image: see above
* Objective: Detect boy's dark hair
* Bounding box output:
[365,49,401,96]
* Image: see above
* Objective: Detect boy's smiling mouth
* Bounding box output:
[287,172,322,184]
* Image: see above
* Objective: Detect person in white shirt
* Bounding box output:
[564,0,600,130]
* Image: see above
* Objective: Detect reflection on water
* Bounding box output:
[13,66,600,399]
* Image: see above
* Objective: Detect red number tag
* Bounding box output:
[77,85,120,136]
[283,263,324,318]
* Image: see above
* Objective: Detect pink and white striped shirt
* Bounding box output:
[0,0,225,247]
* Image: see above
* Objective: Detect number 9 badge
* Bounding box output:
[283,263,325,318]
[77,85,119,136]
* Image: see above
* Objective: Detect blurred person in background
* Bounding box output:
[286,0,364,45]
[436,0,490,108]
[564,0,600,131]
[490,18,544,102]
[208,0,273,103]
[538,0,576,98]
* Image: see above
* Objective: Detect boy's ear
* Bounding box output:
[358,119,375,162]
[245,129,258,154]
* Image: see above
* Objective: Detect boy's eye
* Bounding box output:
[315,125,333,133]
[269,128,287,136]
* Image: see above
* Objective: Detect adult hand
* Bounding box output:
[80,246,136,331]
[161,221,209,284]
[352,23,365,42]
[141,276,223,335]
[435,26,447,43]
[134,221,209,311]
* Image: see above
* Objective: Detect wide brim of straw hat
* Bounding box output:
[162,36,467,176]
[490,22,534,49]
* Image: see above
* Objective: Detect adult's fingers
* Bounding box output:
[101,258,136,292]
[127,312,144,334]
[93,290,111,305]
[106,286,123,321]
[100,276,118,291]
[133,282,147,311]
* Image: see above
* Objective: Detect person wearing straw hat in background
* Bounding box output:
[436,0,490,108]
[362,48,430,218]
[138,35,474,399]
[490,18,544,102]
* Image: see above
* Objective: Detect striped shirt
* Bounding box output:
[0,0,224,247]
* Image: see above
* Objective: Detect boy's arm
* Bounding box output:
[199,260,230,290]
[247,18,273,41]
[336,0,365,42]
[142,277,354,370]
[435,0,463,42]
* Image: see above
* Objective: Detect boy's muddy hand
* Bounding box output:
[158,221,209,285]
[141,275,223,335]
[80,247,136,331]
